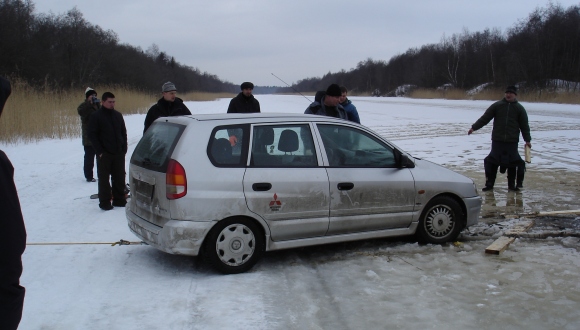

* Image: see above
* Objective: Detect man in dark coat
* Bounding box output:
[468,85,532,191]
[305,83,347,119]
[144,81,191,133]
[0,76,26,330]
[78,87,100,182]
[226,82,260,150]
[227,81,260,114]
[89,92,128,210]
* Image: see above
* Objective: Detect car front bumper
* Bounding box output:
[463,196,482,227]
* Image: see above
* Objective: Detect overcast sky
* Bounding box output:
[34,0,579,87]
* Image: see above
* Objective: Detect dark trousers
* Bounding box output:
[484,141,523,188]
[83,145,97,180]
[484,157,499,188]
[507,162,526,187]
[96,153,126,206]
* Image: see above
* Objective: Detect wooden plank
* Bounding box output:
[538,209,580,216]
[485,236,516,255]
[502,209,580,219]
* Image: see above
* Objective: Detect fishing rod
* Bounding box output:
[271,73,312,103]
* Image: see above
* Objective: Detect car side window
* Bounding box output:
[250,124,317,167]
[208,125,248,166]
[317,124,396,167]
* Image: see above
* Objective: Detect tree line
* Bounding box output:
[287,2,580,95]
[2,1,579,95]
[0,0,237,93]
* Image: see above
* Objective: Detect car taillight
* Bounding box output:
[166,159,187,199]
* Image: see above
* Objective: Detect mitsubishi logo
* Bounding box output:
[269,193,281,211]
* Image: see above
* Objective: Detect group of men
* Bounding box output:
[224,81,361,124]
[78,80,530,212]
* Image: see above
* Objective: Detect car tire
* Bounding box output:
[416,196,464,244]
[203,217,265,274]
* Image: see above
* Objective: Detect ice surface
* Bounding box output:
[3,95,580,329]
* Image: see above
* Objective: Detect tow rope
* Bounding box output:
[26,239,146,246]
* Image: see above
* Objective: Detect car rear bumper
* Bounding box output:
[463,196,482,227]
[126,209,215,256]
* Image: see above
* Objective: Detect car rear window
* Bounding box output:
[130,122,185,172]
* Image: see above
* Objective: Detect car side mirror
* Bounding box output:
[399,154,415,168]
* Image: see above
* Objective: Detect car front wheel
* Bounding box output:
[416,196,464,244]
[203,218,265,274]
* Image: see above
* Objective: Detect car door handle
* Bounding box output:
[337,182,354,191]
[252,183,272,191]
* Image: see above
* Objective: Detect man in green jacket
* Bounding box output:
[468,86,532,192]
[77,87,100,182]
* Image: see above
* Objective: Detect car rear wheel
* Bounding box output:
[203,218,264,274]
[416,196,464,244]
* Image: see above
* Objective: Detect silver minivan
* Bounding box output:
[127,113,481,274]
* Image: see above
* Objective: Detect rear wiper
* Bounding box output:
[142,158,151,166]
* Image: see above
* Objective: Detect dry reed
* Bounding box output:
[0,79,234,144]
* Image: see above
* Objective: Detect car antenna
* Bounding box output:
[271,73,312,103]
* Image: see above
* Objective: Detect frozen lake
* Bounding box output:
[4,95,580,329]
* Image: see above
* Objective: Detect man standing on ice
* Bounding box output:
[304,83,347,119]
[227,81,260,114]
[468,85,532,192]
[78,87,100,182]
[226,82,260,152]
[0,76,26,330]
[143,81,191,133]
[89,92,128,210]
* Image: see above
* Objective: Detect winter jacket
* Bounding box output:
[77,99,99,146]
[304,96,347,120]
[227,93,260,113]
[0,77,26,329]
[340,99,361,123]
[144,97,191,133]
[88,106,128,156]
[471,98,531,143]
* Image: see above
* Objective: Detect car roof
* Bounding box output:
[165,113,354,125]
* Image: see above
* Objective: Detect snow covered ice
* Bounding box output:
[3,95,580,329]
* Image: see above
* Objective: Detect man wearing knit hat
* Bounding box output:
[468,85,532,192]
[304,83,347,119]
[77,87,100,182]
[144,81,191,133]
